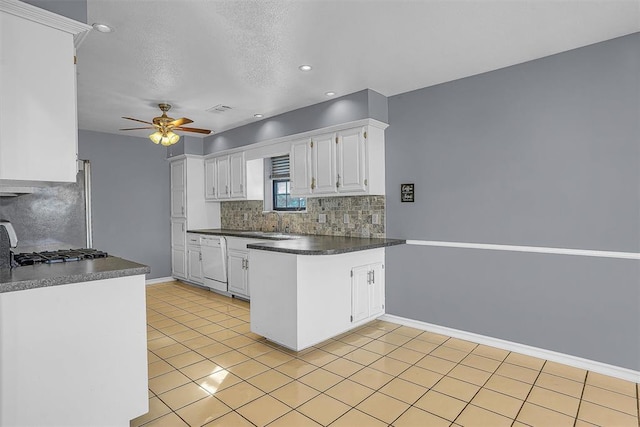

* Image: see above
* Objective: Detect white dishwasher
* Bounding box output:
[200,236,228,292]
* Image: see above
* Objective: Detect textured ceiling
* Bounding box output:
[76,0,640,139]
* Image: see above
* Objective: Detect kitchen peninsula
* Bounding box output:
[191,229,404,351]
[248,235,404,351]
[0,257,150,427]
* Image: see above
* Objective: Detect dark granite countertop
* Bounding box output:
[188,229,405,255]
[188,228,298,240]
[0,256,150,294]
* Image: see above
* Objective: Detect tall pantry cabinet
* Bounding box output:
[170,155,219,279]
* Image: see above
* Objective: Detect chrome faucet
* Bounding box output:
[268,211,283,232]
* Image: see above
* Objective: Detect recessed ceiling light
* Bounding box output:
[254,114,263,118]
[325,91,336,96]
[298,65,312,72]
[92,23,113,33]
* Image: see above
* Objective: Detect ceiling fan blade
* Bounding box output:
[119,127,156,131]
[170,117,194,127]
[122,116,154,125]
[175,126,212,134]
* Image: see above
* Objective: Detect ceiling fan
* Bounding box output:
[120,103,212,146]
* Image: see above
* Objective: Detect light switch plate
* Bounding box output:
[243,213,249,220]
[372,214,379,225]
[318,213,327,223]
[343,214,349,224]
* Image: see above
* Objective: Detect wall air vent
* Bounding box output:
[206,104,232,113]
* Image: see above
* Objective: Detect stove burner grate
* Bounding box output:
[12,249,109,266]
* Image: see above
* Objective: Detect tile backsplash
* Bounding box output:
[221,195,385,238]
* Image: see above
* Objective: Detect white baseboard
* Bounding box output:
[145,277,176,286]
[379,314,640,383]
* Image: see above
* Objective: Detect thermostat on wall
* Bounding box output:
[401,183,414,202]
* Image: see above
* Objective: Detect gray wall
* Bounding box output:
[385,33,640,370]
[203,89,387,155]
[22,0,87,23]
[166,135,205,158]
[78,130,171,279]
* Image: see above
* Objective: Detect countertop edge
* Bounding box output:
[247,239,406,255]
[0,257,150,294]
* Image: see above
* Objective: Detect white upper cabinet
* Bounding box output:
[0,1,90,183]
[290,138,312,195]
[204,158,217,200]
[290,124,384,197]
[170,160,186,218]
[337,127,366,193]
[216,155,230,199]
[229,152,245,198]
[204,152,262,201]
[311,132,338,195]
[205,119,386,200]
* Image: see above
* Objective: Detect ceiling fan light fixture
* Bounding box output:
[166,131,180,145]
[149,131,163,144]
[298,64,312,72]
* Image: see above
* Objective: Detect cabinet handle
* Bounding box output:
[213,186,215,195]
[199,253,202,261]
[311,177,316,190]
[367,271,371,284]
[226,185,229,194]
[241,259,245,269]
[336,174,340,189]
[181,206,185,215]
[240,183,243,192]
[245,258,249,269]
[181,223,184,232]
[371,270,375,284]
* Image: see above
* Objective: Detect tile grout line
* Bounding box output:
[450,346,515,426]
[509,359,546,427]
[572,370,588,427]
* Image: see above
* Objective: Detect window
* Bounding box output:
[270,155,306,211]
[273,180,306,211]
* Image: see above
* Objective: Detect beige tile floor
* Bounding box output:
[133,281,639,427]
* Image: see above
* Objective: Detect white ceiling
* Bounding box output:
[77,0,640,139]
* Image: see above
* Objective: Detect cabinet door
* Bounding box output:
[227,250,248,297]
[171,219,187,248]
[187,248,203,284]
[0,12,80,182]
[229,152,246,198]
[172,247,187,278]
[216,156,230,199]
[368,262,384,317]
[351,265,370,323]
[170,160,186,217]
[204,158,217,200]
[312,133,338,194]
[290,139,312,195]
[337,127,366,193]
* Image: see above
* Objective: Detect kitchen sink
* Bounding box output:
[240,231,300,240]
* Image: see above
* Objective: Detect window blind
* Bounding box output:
[270,155,290,179]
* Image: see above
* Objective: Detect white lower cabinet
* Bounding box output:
[171,247,187,279]
[187,248,203,285]
[171,219,187,279]
[351,262,384,323]
[250,248,385,351]
[227,249,249,298]
[226,236,266,299]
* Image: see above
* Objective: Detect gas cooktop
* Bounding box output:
[13,249,109,266]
